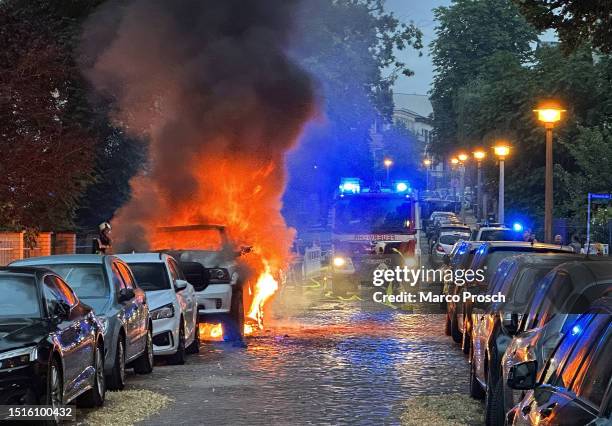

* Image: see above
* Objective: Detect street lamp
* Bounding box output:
[534,103,565,242]
[473,150,486,220]
[383,158,393,183]
[493,143,510,224]
[423,159,432,189]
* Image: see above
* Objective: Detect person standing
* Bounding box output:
[93,222,113,254]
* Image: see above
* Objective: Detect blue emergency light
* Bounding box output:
[512,222,524,232]
[339,178,361,194]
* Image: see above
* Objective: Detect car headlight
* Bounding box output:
[208,268,230,283]
[333,256,347,267]
[151,303,175,320]
[0,346,37,370]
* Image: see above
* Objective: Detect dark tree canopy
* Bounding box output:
[513,0,612,53]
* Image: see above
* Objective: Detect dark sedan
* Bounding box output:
[0,267,105,415]
[507,297,612,425]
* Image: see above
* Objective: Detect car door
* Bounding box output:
[42,275,90,403]
[111,262,139,360]
[168,258,196,339]
[117,261,148,355]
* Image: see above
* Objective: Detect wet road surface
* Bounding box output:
[128,292,471,426]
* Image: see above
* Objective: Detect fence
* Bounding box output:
[0,232,77,266]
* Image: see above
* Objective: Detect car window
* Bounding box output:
[439,234,465,246]
[129,263,171,291]
[542,313,597,384]
[534,271,574,328]
[116,262,136,289]
[504,266,551,313]
[521,272,556,330]
[571,321,612,408]
[0,274,41,318]
[489,260,513,295]
[111,263,127,291]
[42,263,109,299]
[479,230,521,241]
[42,275,75,314]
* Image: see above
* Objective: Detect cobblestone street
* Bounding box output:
[124,291,472,425]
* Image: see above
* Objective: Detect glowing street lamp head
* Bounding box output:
[534,103,565,127]
[473,150,486,161]
[450,157,459,165]
[457,153,468,162]
[384,158,393,167]
[494,144,510,158]
[423,159,432,167]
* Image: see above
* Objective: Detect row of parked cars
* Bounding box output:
[438,234,612,425]
[0,224,248,422]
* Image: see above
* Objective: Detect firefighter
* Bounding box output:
[93,222,112,254]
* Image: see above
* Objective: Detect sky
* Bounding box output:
[385,0,452,96]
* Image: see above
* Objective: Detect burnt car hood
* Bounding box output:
[0,318,49,353]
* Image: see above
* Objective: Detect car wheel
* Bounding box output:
[461,318,471,355]
[134,327,154,374]
[444,313,451,336]
[224,288,245,342]
[169,323,186,365]
[44,357,63,425]
[107,338,126,390]
[469,347,485,400]
[485,371,505,426]
[78,343,105,407]
[186,318,200,354]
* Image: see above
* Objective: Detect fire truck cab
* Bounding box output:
[330,178,417,295]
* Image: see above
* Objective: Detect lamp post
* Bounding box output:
[457,153,468,222]
[450,157,459,197]
[473,150,486,220]
[493,144,510,224]
[384,158,393,184]
[423,159,432,190]
[534,104,565,242]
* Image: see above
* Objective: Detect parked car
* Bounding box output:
[11,255,154,390]
[500,258,612,421]
[0,266,105,412]
[444,241,483,341]
[470,226,521,242]
[117,253,199,364]
[157,224,249,341]
[457,242,574,354]
[467,253,580,424]
[506,297,612,425]
[430,230,471,267]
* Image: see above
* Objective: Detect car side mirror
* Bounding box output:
[507,360,538,390]
[442,254,451,265]
[52,301,71,320]
[118,288,135,303]
[174,279,189,292]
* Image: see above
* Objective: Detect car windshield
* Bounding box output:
[129,263,171,291]
[41,264,109,299]
[479,229,521,241]
[439,234,468,245]
[483,251,532,281]
[334,197,412,232]
[0,275,41,318]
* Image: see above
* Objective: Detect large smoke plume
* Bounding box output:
[80,0,315,273]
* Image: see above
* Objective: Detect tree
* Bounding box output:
[430,0,537,156]
[284,0,422,229]
[513,0,612,53]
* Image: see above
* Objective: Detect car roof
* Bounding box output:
[0,266,51,277]
[556,258,612,282]
[478,227,510,231]
[501,253,582,267]
[11,254,110,266]
[116,252,170,263]
[482,241,573,251]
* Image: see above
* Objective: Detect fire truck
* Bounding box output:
[330,178,417,294]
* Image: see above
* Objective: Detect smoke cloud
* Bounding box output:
[80,0,315,271]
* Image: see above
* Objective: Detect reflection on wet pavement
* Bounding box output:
[132,299,470,426]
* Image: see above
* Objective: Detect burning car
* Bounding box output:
[153,224,250,341]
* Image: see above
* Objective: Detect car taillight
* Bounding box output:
[436,245,446,253]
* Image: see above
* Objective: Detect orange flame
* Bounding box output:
[246,264,278,329]
[199,323,224,341]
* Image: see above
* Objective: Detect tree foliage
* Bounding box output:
[513,0,612,53]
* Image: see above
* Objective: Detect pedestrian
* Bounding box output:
[554,234,563,245]
[93,222,113,254]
